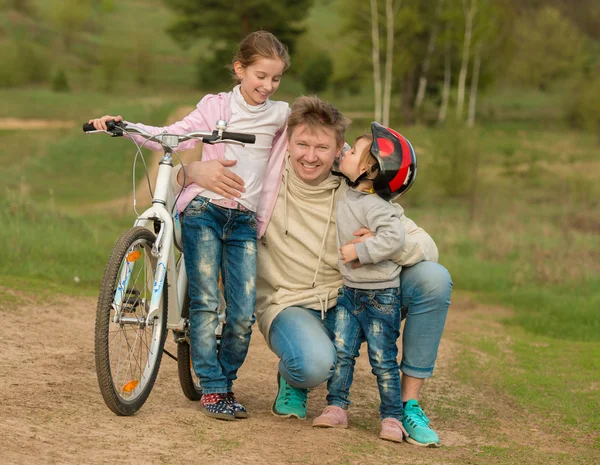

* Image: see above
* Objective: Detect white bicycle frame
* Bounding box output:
[126,150,187,332]
[98,121,247,336]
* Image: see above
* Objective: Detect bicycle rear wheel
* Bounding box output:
[95,227,168,416]
[177,292,202,401]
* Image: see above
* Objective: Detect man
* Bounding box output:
[175,96,452,447]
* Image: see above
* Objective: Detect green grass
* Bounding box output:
[1,191,132,293]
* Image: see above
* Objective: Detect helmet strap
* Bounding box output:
[345,171,376,192]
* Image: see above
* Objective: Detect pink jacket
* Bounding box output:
[126,91,288,238]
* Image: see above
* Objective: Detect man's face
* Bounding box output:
[288,124,342,186]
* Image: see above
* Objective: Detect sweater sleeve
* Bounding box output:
[390,203,439,265]
[124,93,221,152]
[355,200,406,265]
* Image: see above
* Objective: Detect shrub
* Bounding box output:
[433,119,479,198]
[51,68,70,92]
[299,51,333,94]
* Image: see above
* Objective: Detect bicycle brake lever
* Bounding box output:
[212,140,245,146]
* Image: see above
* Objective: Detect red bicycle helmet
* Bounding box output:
[370,122,417,201]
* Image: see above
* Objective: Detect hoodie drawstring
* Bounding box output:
[284,170,289,235]
[311,189,336,289]
[314,293,330,321]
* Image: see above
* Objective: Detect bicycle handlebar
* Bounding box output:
[82,120,256,146]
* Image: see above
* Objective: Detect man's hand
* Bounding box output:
[339,244,358,265]
[178,160,245,199]
[343,228,374,268]
[346,227,374,244]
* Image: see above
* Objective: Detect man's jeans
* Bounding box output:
[269,261,452,395]
[182,196,258,394]
[326,286,403,420]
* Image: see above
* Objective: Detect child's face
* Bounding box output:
[234,57,286,106]
[340,138,370,182]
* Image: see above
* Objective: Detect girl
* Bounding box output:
[313,123,420,444]
[89,31,291,420]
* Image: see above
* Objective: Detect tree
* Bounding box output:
[300,51,333,94]
[507,7,587,90]
[162,0,313,52]
[455,0,476,121]
[51,0,92,52]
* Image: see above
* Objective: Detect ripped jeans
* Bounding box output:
[182,196,258,394]
[326,286,403,420]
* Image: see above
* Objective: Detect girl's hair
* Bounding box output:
[287,95,351,146]
[354,134,379,178]
[230,31,290,81]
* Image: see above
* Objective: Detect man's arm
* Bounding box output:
[392,204,439,265]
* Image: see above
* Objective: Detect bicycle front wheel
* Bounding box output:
[95,227,168,416]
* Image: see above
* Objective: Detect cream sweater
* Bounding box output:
[255,156,439,345]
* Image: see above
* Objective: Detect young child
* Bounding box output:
[88,31,291,420]
[312,122,417,443]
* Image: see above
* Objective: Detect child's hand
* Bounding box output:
[88,115,123,131]
[339,244,358,265]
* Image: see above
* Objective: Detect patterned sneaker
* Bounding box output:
[226,392,248,419]
[271,372,308,419]
[402,400,440,447]
[379,417,405,443]
[200,393,235,421]
[312,405,348,428]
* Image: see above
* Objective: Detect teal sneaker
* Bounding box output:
[271,372,308,419]
[402,400,441,447]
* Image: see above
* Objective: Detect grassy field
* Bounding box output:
[1,49,599,465]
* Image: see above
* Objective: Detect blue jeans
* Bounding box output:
[182,196,257,394]
[269,261,452,393]
[326,286,402,420]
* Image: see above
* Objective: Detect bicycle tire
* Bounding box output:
[177,340,202,401]
[95,226,168,416]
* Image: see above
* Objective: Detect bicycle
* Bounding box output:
[83,119,255,416]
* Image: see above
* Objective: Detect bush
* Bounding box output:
[299,51,333,94]
[51,68,70,92]
[433,119,479,198]
[564,75,600,137]
[0,39,50,88]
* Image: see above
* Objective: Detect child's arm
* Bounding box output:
[352,201,405,265]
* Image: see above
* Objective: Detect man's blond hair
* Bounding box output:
[287,96,351,146]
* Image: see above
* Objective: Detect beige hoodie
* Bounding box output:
[255,156,439,345]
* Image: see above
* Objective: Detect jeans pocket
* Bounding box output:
[183,196,210,219]
[368,290,399,315]
[248,214,258,232]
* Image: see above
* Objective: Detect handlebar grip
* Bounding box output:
[82,120,126,132]
[222,132,256,144]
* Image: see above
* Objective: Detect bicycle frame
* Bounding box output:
[119,149,187,332]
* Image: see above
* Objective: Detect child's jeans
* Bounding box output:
[325,285,403,420]
[181,196,257,394]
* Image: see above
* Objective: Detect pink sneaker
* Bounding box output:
[379,417,406,443]
[312,405,348,428]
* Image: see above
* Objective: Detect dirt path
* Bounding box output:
[0,287,576,465]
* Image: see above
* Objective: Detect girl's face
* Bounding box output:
[340,138,371,182]
[234,57,286,106]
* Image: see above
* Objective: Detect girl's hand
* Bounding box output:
[178,160,246,199]
[339,244,358,265]
[87,115,123,131]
